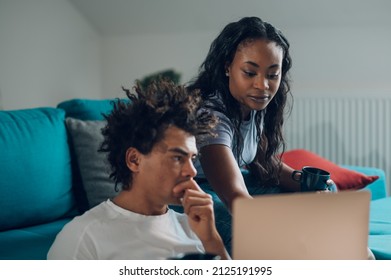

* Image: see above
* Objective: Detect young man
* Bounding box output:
[48,80,230,260]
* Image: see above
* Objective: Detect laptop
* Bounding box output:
[232,191,371,260]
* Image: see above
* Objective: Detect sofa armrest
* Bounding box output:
[341,165,387,200]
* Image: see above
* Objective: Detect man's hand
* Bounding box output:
[172,179,230,259]
[173,179,217,240]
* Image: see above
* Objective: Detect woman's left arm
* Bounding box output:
[278,162,301,192]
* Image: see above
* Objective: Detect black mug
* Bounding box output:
[292,166,334,192]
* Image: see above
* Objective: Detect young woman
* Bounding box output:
[188,16,301,253]
[187,18,374,259]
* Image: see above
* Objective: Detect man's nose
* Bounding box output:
[182,160,197,178]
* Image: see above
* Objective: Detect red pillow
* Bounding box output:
[281,149,379,191]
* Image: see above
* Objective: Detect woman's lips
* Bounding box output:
[249,95,270,103]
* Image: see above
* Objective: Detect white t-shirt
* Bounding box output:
[47,200,204,260]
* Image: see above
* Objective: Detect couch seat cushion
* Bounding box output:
[0,218,73,260]
[369,197,391,260]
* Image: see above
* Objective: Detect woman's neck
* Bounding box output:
[241,108,251,121]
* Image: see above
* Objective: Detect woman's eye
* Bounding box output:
[243,70,256,77]
[268,73,280,80]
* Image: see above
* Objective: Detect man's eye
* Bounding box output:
[173,156,182,162]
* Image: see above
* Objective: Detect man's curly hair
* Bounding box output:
[99,79,217,190]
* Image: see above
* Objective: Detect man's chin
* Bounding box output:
[167,196,183,206]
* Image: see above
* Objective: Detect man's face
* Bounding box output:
[137,125,198,206]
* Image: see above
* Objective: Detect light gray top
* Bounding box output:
[194,109,263,179]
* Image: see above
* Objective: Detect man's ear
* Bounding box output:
[125,147,141,172]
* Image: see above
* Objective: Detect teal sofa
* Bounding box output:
[0,99,390,260]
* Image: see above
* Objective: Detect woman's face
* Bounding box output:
[226,39,283,119]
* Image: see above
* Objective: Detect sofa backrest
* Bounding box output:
[57,98,116,121]
[0,108,75,231]
[57,99,120,212]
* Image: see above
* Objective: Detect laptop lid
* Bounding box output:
[232,191,370,260]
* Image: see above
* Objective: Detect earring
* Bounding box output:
[225,72,229,77]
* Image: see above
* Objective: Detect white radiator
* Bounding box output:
[284,97,391,194]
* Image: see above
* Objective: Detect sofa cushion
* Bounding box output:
[343,165,387,200]
[65,118,118,209]
[0,108,75,231]
[368,197,391,260]
[0,218,72,260]
[281,149,379,191]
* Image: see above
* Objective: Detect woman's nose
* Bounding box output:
[254,76,269,90]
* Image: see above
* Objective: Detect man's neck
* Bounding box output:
[112,189,168,216]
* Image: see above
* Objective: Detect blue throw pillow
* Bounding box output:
[0,108,75,231]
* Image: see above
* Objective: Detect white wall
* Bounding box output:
[1,0,390,109]
[100,2,391,99]
[288,26,391,98]
[101,31,216,97]
[0,0,101,110]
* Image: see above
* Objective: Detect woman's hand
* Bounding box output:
[278,162,301,192]
[324,179,338,192]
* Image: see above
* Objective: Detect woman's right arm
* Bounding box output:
[199,144,252,212]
